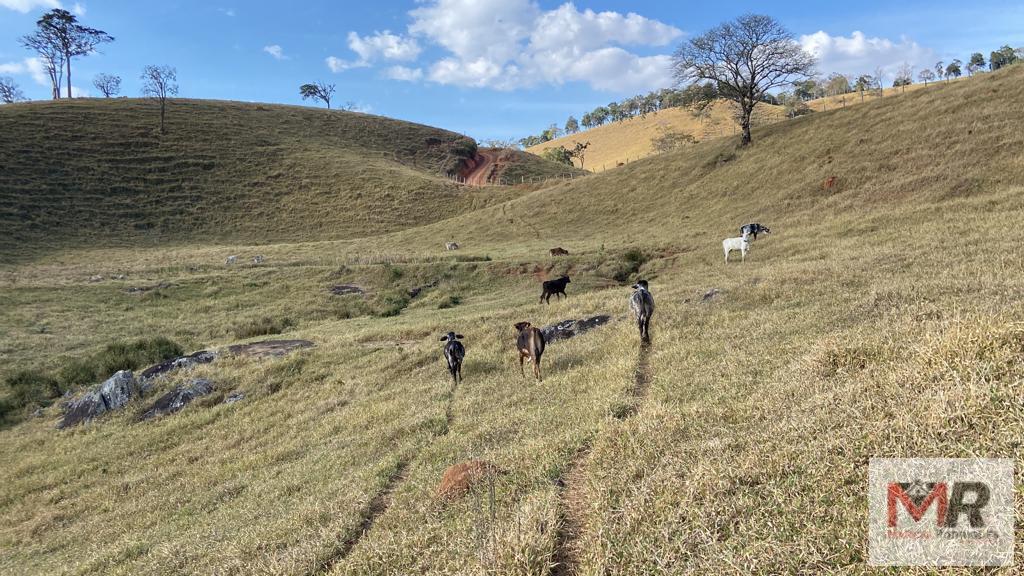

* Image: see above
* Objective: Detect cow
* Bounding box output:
[540,276,571,304]
[739,223,771,241]
[445,242,460,251]
[439,332,465,384]
[514,322,545,381]
[629,280,655,344]
[549,247,570,256]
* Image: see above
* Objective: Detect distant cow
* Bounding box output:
[439,332,465,384]
[540,275,571,304]
[445,242,460,251]
[723,235,751,263]
[739,223,771,241]
[629,280,655,344]
[549,247,569,256]
[514,322,546,381]
[252,255,265,264]
[226,255,238,265]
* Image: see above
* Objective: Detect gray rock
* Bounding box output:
[138,379,215,421]
[58,370,137,429]
[540,315,612,343]
[330,284,365,296]
[139,350,217,383]
[224,392,246,404]
[99,370,136,410]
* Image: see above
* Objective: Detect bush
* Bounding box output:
[57,336,184,388]
[0,369,64,425]
[376,291,411,317]
[437,295,462,309]
[232,316,294,339]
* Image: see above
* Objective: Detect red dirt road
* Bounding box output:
[464,151,497,186]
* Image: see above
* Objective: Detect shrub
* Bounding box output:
[437,295,462,309]
[232,316,294,339]
[57,337,184,388]
[376,291,411,317]
[0,369,64,426]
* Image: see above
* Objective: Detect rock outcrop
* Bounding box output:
[138,379,215,421]
[58,370,137,429]
[540,315,612,343]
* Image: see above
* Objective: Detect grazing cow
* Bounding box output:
[629,280,655,343]
[445,242,460,251]
[549,247,570,256]
[514,322,545,381]
[723,235,751,263]
[439,332,465,384]
[540,276,571,304]
[739,223,771,241]
[252,255,265,264]
[226,255,238,265]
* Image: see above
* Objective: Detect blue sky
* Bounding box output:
[1,0,1021,141]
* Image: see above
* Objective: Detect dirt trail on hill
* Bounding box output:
[464,151,497,185]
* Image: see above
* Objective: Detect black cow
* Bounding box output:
[739,223,771,240]
[540,276,571,304]
[439,332,465,384]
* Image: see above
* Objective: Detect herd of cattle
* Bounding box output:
[440,223,771,383]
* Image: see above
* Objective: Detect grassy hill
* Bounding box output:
[0,99,571,261]
[528,100,787,171]
[1,66,1023,575]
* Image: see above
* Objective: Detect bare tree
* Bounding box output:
[568,141,590,169]
[918,69,935,86]
[672,14,815,145]
[299,82,335,109]
[141,65,178,133]
[894,62,913,93]
[92,73,121,97]
[0,77,26,104]
[19,28,65,99]
[21,9,113,99]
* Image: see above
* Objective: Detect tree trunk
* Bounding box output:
[66,56,72,99]
[740,107,752,145]
[159,100,166,133]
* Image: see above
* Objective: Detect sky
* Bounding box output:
[1,0,1021,141]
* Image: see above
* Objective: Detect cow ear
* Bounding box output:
[456,334,464,339]
[439,336,448,341]
[631,284,638,289]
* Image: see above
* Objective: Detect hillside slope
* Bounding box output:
[528,99,786,171]
[0,99,562,259]
[0,67,1022,575]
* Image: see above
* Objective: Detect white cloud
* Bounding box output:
[0,61,25,74]
[0,0,60,12]
[71,1,84,15]
[405,0,683,92]
[70,85,87,97]
[218,7,235,17]
[326,56,369,73]
[384,65,423,82]
[348,31,421,62]
[263,45,288,60]
[800,30,937,81]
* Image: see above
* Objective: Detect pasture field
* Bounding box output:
[0,66,1022,575]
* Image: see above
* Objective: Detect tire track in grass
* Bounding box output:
[553,341,653,575]
[310,458,410,576]
[310,368,462,573]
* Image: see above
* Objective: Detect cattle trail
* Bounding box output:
[310,459,410,575]
[617,341,653,420]
[551,445,590,576]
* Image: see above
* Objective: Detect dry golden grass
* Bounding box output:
[527,101,786,171]
[1,66,1023,575]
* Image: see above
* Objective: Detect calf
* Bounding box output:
[439,332,465,384]
[514,322,545,381]
[540,276,571,304]
[225,255,238,265]
[629,280,655,343]
[252,255,265,264]
[445,241,460,251]
[549,247,569,256]
[723,235,751,263]
[739,223,771,241]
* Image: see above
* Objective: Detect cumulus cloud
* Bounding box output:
[326,0,681,93]
[800,30,937,81]
[71,1,83,15]
[263,45,288,60]
[405,0,683,92]
[0,0,60,12]
[1,57,50,86]
[327,31,421,73]
[384,65,423,82]
[0,61,25,74]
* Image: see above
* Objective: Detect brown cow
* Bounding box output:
[549,247,569,256]
[514,321,546,381]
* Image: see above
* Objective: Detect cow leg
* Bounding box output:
[519,354,525,378]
